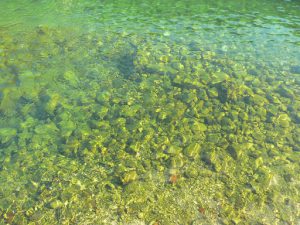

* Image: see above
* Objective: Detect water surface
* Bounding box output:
[0,0,300,224]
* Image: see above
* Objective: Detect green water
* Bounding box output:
[0,0,300,224]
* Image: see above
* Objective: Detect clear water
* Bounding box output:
[0,0,299,224]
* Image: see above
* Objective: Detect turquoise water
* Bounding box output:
[0,0,300,224]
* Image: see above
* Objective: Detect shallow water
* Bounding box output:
[0,0,300,224]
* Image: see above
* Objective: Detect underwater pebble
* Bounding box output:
[122,171,138,184]
[276,113,291,128]
[49,200,63,209]
[166,145,182,155]
[184,143,201,159]
[0,128,17,144]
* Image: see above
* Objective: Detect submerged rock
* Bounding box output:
[276,113,291,128]
[211,71,230,84]
[290,65,300,74]
[0,128,17,144]
[166,145,182,155]
[227,143,242,160]
[49,200,63,209]
[184,143,201,159]
[122,171,138,184]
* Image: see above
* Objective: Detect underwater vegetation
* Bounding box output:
[0,25,299,225]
